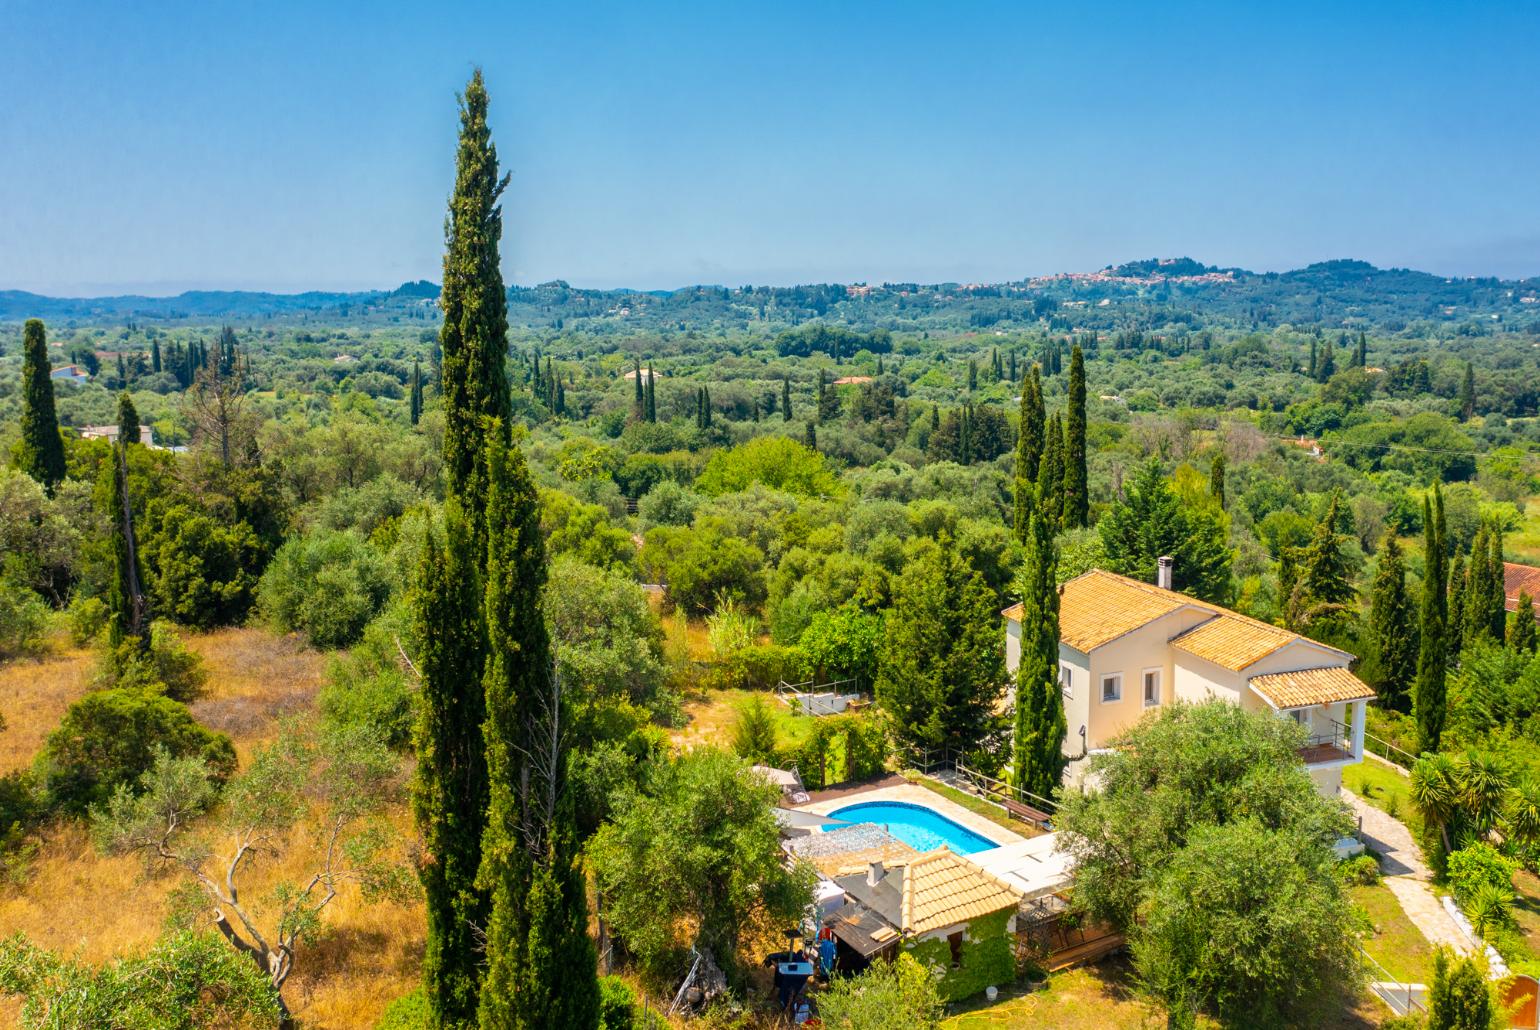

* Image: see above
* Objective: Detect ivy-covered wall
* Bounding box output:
[903,907,1016,1002]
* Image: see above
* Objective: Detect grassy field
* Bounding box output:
[1343,759,1422,834]
[669,686,820,754]
[1352,881,1435,986]
[0,627,424,1030]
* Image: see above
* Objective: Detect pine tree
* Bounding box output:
[1210,452,1226,510]
[1416,486,1449,754]
[476,430,599,1029]
[782,376,792,422]
[410,359,424,426]
[16,319,67,493]
[1012,366,1044,544]
[1511,590,1538,653]
[1367,536,1418,710]
[438,70,513,533]
[1063,345,1088,528]
[117,392,141,447]
[1012,506,1065,801]
[413,502,491,1028]
[1288,492,1357,636]
[1459,362,1475,422]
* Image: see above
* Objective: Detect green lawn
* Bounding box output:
[1352,882,1435,986]
[1344,760,1422,835]
[901,771,1044,836]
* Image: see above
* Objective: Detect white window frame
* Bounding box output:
[1059,664,1073,699]
[1142,667,1162,707]
[1100,673,1122,703]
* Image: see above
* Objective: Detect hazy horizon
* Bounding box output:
[4,1,1538,295]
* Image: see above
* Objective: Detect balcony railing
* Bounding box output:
[1298,719,1355,765]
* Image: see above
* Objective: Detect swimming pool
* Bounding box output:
[825,800,997,855]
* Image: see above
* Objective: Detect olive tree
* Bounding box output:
[93,725,412,1024]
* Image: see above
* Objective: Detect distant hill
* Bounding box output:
[3,261,1536,334]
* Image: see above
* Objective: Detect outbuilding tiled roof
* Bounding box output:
[1169,613,1297,671]
[1504,562,1540,614]
[1249,666,1375,709]
[900,849,1023,936]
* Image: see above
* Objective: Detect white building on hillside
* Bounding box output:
[1004,563,1372,796]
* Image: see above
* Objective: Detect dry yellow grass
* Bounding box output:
[0,626,425,1030]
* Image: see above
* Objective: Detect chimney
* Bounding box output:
[867,861,885,887]
[1157,556,1174,591]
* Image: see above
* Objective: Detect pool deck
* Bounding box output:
[793,781,1028,852]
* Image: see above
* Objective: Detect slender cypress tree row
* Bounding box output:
[1012,504,1065,801]
[477,429,598,1028]
[1063,344,1088,528]
[438,70,513,531]
[16,319,67,493]
[1415,486,1448,754]
[117,392,141,447]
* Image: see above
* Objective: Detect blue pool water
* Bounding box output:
[825,800,996,855]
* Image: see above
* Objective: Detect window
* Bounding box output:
[1142,668,1161,707]
[1100,673,1122,703]
[1059,664,1073,698]
[948,930,964,968]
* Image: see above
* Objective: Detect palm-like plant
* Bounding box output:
[1505,778,1540,850]
[1460,749,1511,834]
[1467,880,1516,941]
[1411,752,1460,854]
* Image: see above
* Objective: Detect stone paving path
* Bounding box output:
[1341,788,1474,958]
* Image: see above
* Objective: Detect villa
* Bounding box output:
[49,364,91,385]
[79,424,156,447]
[1004,562,1373,795]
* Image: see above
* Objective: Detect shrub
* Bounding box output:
[67,596,108,646]
[374,986,427,1030]
[0,930,281,1030]
[319,609,415,750]
[1336,854,1381,886]
[39,688,235,814]
[1448,843,1517,906]
[706,644,806,691]
[103,621,208,702]
[598,975,639,1030]
[0,580,49,660]
[257,529,391,649]
[730,696,780,765]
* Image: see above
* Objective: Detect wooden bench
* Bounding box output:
[1002,798,1051,826]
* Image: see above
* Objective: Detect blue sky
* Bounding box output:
[2,1,1537,294]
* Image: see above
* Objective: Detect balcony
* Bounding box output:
[1298,720,1355,765]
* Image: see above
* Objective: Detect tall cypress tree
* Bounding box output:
[1415,486,1449,753]
[1511,590,1538,653]
[1210,452,1226,510]
[1012,505,1065,801]
[645,366,656,422]
[16,319,67,493]
[477,430,598,1029]
[117,392,141,447]
[1465,525,1494,644]
[1367,536,1418,710]
[439,69,513,533]
[151,338,162,374]
[1488,526,1507,640]
[416,68,512,1030]
[1012,366,1044,544]
[1459,362,1475,422]
[782,376,792,422]
[633,358,644,417]
[1063,344,1088,528]
[411,359,424,425]
[1447,553,1468,659]
[105,443,149,653]
[1038,413,1065,533]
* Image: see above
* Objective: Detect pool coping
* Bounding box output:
[792,782,1028,852]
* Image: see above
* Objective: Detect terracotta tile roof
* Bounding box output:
[1504,562,1540,613]
[1169,613,1297,671]
[901,849,1023,936]
[1249,666,1375,709]
[1016,569,1207,652]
